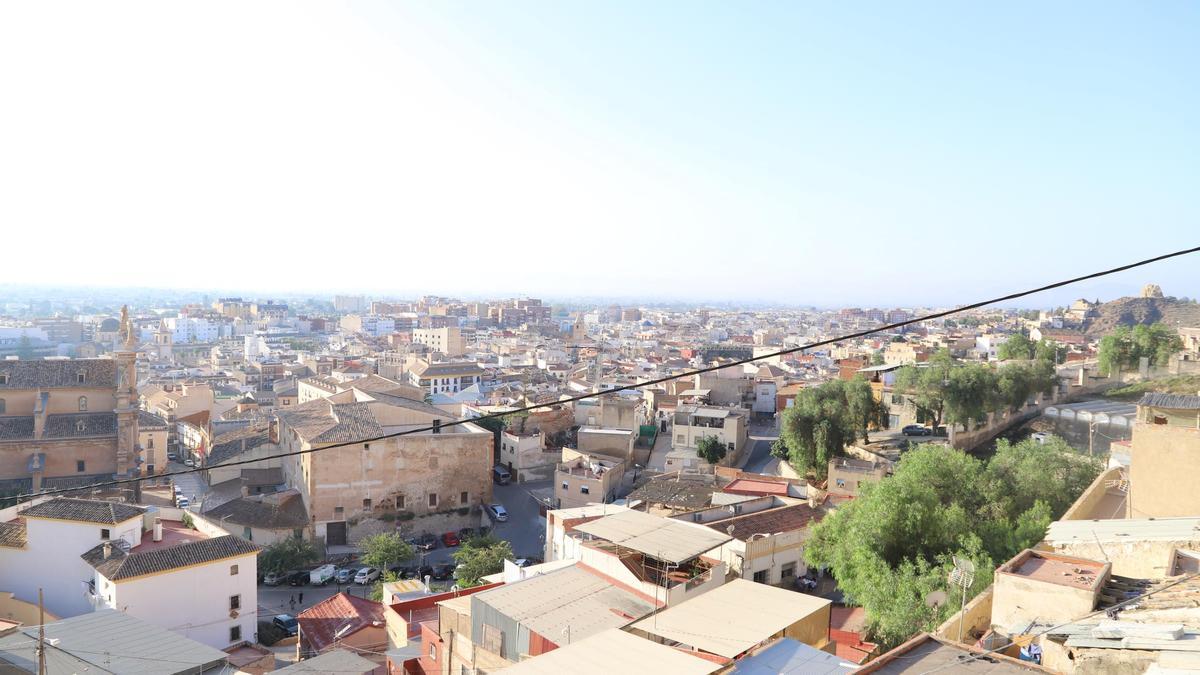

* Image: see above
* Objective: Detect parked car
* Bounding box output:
[287,569,309,586]
[902,424,932,436]
[354,567,380,585]
[183,458,196,467]
[167,452,178,461]
[486,504,509,522]
[334,567,356,585]
[492,465,512,485]
[441,531,461,547]
[431,563,455,581]
[394,564,418,579]
[411,564,434,581]
[310,564,336,586]
[263,571,286,586]
[512,558,532,568]
[175,496,190,509]
[273,614,298,637]
[415,533,439,551]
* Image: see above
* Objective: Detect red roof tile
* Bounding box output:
[298,592,386,652]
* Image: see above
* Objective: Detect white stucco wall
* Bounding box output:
[98,550,258,648]
[0,515,142,618]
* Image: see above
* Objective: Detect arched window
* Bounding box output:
[78,396,88,412]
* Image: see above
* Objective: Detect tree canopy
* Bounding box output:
[1098,324,1183,375]
[777,377,888,479]
[895,350,1058,430]
[258,536,319,574]
[805,438,1101,648]
[452,535,513,588]
[696,435,727,465]
[359,532,414,570]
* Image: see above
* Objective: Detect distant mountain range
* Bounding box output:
[1084,296,1200,336]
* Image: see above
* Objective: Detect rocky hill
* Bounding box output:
[1084,296,1200,336]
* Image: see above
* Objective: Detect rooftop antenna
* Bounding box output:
[949,556,976,644]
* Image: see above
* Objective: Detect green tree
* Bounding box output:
[779,382,853,478]
[942,363,998,428]
[696,435,727,465]
[997,333,1035,361]
[359,532,414,571]
[894,350,955,429]
[805,439,1100,649]
[845,376,889,443]
[870,350,886,366]
[453,535,513,588]
[1034,339,1065,364]
[258,536,319,574]
[370,571,401,602]
[1099,324,1183,375]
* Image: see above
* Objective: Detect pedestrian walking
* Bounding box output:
[290,593,295,605]
[298,592,304,604]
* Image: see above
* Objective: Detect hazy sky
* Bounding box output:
[1,2,1196,307]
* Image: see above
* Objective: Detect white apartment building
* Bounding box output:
[164,317,228,343]
[407,360,484,396]
[671,404,750,462]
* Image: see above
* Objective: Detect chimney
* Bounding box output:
[153,519,163,542]
[102,541,112,559]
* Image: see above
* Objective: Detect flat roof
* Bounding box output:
[998,550,1107,591]
[474,565,653,642]
[498,628,721,675]
[1046,517,1200,545]
[630,578,831,659]
[573,509,732,564]
[550,503,632,520]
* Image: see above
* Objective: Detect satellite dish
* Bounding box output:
[925,590,948,608]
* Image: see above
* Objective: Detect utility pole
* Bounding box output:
[37,588,45,675]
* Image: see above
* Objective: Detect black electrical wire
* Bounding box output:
[14,244,1200,503]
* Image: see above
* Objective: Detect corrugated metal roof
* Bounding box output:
[631,579,831,659]
[1046,517,1200,545]
[573,509,732,564]
[733,638,858,674]
[1139,393,1200,410]
[0,608,227,674]
[473,565,653,642]
[270,648,379,674]
[497,628,721,675]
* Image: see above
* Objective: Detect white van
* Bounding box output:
[310,564,336,586]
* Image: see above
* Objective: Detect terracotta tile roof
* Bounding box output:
[21,498,145,525]
[0,359,117,389]
[277,399,384,444]
[203,490,308,530]
[207,424,272,465]
[81,534,260,580]
[704,503,825,541]
[297,592,386,653]
[0,521,26,548]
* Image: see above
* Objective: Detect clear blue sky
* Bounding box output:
[0,1,1196,306]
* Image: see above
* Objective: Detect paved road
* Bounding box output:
[166,460,209,509]
[490,479,551,559]
[742,436,777,473]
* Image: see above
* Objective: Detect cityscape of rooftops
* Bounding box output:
[0,2,1197,674]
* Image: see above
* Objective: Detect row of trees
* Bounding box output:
[1098,323,1183,375]
[893,349,1057,432]
[805,437,1102,648]
[996,333,1065,363]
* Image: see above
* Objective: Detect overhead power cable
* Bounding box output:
[13,244,1200,503]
